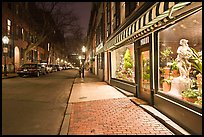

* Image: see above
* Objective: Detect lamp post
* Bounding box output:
[47,43,50,65]
[82,46,86,78]
[2,36,9,76]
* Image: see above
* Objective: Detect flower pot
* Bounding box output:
[172,70,179,77]
[196,73,202,92]
[163,82,171,92]
[163,66,170,79]
[182,97,198,103]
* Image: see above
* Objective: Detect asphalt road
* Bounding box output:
[2,69,78,135]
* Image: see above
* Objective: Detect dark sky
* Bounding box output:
[70,2,92,36]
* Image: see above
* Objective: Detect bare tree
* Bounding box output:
[22,2,81,63]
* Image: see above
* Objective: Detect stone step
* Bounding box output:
[114,86,134,97]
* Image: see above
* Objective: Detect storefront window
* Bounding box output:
[111,43,135,83]
[158,10,202,108]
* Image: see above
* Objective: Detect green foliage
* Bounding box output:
[171,60,179,70]
[124,49,133,70]
[143,65,150,81]
[189,48,202,74]
[160,47,173,63]
[181,88,200,98]
[194,99,202,106]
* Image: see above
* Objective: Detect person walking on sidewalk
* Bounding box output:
[78,67,82,78]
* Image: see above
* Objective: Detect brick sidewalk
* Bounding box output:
[68,98,174,135]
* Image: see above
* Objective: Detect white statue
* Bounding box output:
[175,39,193,78]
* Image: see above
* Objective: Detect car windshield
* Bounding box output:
[22,64,37,68]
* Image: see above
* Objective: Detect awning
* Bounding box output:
[105,2,197,50]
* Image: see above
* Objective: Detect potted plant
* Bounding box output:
[162,78,172,92]
[160,47,173,78]
[189,48,202,74]
[194,96,202,107]
[181,88,200,103]
[171,60,179,77]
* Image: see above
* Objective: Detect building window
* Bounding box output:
[15,4,19,15]
[96,18,103,46]
[22,28,25,41]
[125,2,136,17]
[106,2,111,38]
[8,3,12,10]
[158,10,202,108]
[7,19,11,36]
[111,43,135,83]
[113,2,120,30]
[98,53,104,69]
[120,2,125,24]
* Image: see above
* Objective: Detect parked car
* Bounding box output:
[50,64,57,72]
[17,63,46,77]
[45,64,53,73]
[55,65,62,71]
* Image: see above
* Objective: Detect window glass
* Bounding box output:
[158,10,202,108]
[111,43,135,83]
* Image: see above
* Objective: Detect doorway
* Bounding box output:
[139,46,151,103]
[14,46,20,72]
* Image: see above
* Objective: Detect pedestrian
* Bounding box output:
[79,67,81,78]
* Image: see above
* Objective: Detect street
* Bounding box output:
[2,69,78,135]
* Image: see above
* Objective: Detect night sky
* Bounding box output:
[71,2,92,36]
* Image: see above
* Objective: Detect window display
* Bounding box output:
[111,43,135,83]
[158,10,202,107]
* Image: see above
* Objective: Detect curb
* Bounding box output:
[59,75,77,135]
[2,75,18,79]
[130,97,190,135]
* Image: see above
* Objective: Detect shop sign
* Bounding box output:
[96,42,103,53]
[140,36,149,46]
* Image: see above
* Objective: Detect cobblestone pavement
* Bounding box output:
[68,98,174,135]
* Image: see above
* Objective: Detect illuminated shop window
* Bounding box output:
[111,43,135,83]
[158,10,202,108]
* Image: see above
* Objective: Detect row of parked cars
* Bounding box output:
[16,63,66,77]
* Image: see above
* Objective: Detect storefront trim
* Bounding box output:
[110,78,136,95]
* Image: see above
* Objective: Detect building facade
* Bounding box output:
[2,2,46,73]
[2,2,67,73]
[87,2,202,135]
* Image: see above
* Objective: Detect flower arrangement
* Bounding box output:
[181,88,200,98]
[181,88,201,103]
[160,46,173,63]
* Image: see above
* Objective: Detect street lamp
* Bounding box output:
[2,36,9,76]
[82,46,86,78]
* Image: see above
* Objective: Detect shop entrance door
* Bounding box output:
[139,47,151,103]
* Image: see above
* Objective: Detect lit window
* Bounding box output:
[158,10,202,107]
[7,19,11,35]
